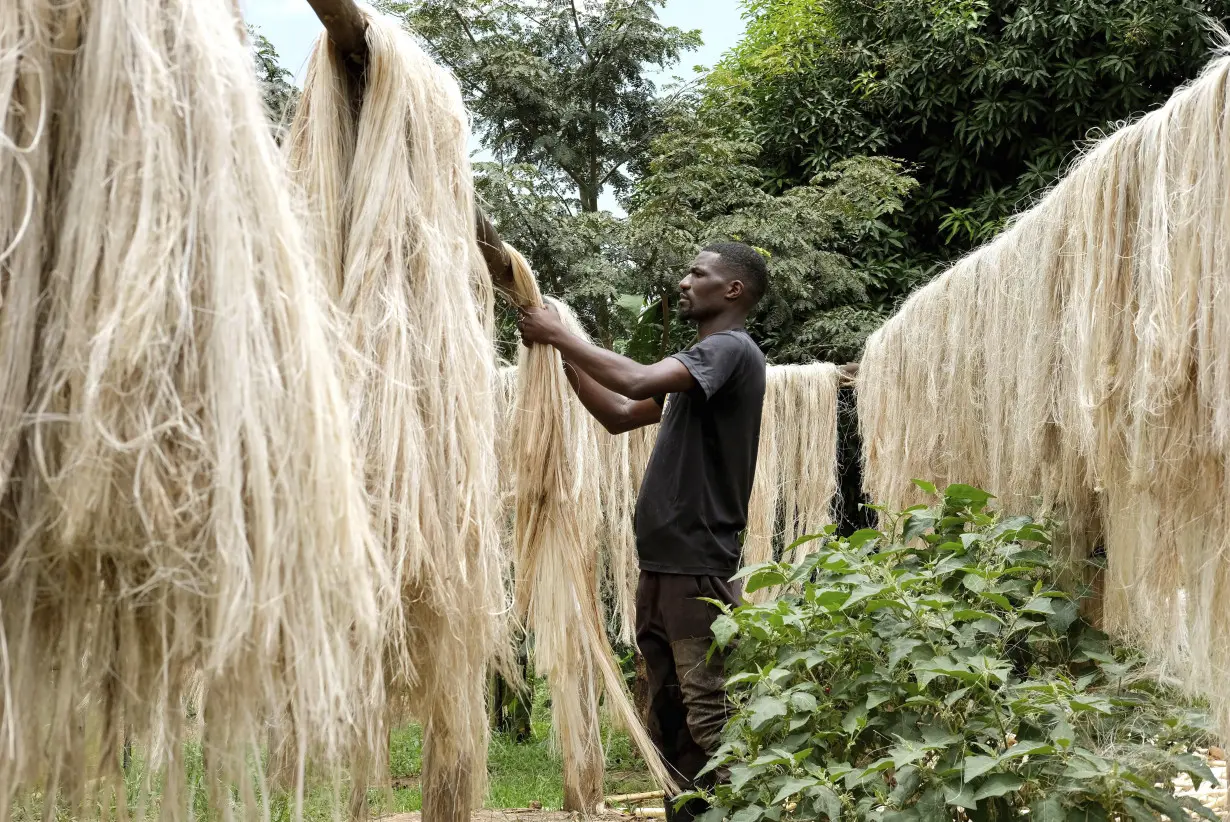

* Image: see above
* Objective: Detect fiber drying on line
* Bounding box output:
[857,50,1230,739]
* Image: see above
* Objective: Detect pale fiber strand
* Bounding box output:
[505,247,677,807]
[287,11,509,818]
[857,51,1230,737]
[742,363,841,603]
[0,1,388,819]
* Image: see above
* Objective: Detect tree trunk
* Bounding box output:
[579,183,599,214]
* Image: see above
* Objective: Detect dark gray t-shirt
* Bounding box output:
[634,329,766,576]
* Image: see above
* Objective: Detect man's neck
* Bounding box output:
[697,313,747,341]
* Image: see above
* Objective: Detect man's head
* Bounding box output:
[677,241,769,323]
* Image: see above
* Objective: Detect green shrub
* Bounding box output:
[693,483,1218,822]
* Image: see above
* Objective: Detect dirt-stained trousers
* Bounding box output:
[635,570,742,822]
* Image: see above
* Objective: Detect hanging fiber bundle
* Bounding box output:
[738,363,841,603]
[776,363,842,559]
[505,246,677,810]
[287,10,509,819]
[0,0,388,820]
[857,50,1230,735]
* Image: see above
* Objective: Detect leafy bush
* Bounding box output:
[693,483,1218,822]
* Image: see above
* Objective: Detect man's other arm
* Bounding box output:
[562,358,663,435]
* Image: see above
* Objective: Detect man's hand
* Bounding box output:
[518,304,567,347]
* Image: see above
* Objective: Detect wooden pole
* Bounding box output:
[304,0,368,62]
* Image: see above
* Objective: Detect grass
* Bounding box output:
[378,679,656,812]
[16,679,655,821]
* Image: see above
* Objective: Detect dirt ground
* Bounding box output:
[382,812,651,822]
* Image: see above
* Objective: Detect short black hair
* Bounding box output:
[703,241,769,305]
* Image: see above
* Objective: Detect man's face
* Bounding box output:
[678,251,737,322]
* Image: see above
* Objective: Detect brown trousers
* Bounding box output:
[635,570,741,822]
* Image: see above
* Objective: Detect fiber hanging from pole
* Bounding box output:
[857,50,1230,736]
[0,0,388,820]
[504,247,678,810]
[286,9,509,820]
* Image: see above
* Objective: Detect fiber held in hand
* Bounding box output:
[287,10,509,819]
[504,246,677,809]
[0,1,387,820]
[857,50,1230,736]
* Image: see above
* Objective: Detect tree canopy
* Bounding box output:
[248,26,299,139]
[711,0,1230,275]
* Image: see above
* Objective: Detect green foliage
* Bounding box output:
[385,0,701,211]
[695,484,1218,821]
[393,1,918,363]
[626,103,916,363]
[247,26,300,140]
[713,0,1230,278]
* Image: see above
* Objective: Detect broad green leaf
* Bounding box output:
[902,512,934,543]
[728,763,756,791]
[944,484,994,507]
[772,777,819,805]
[1068,695,1113,714]
[961,573,988,593]
[841,703,867,734]
[1178,795,1222,822]
[866,690,893,709]
[963,754,999,780]
[747,695,788,731]
[812,589,851,611]
[943,687,970,707]
[751,750,793,768]
[790,691,818,712]
[1029,796,1066,822]
[809,785,841,820]
[952,608,1002,623]
[912,479,938,495]
[888,638,923,669]
[1001,740,1055,760]
[842,583,886,610]
[882,811,919,822]
[972,773,1024,800]
[1121,798,1157,822]
[889,740,927,769]
[1022,596,1056,615]
[712,614,738,647]
[730,804,764,822]
[943,782,978,809]
[934,555,974,575]
[889,764,923,805]
[1173,752,1219,788]
[731,561,777,582]
[847,528,883,549]
[745,567,789,594]
[785,532,824,555]
[979,591,1012,609]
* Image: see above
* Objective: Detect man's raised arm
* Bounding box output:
[519,305,695,401]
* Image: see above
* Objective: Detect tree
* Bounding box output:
[624,102,915,363]
[386,0,702,212]
[248,26,300,139]
[711,0,1230,276]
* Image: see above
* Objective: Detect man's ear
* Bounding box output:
[725,279,745,301]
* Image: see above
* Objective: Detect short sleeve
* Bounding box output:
[670,332,751,399]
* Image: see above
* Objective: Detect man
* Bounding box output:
[517,242,769,821]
